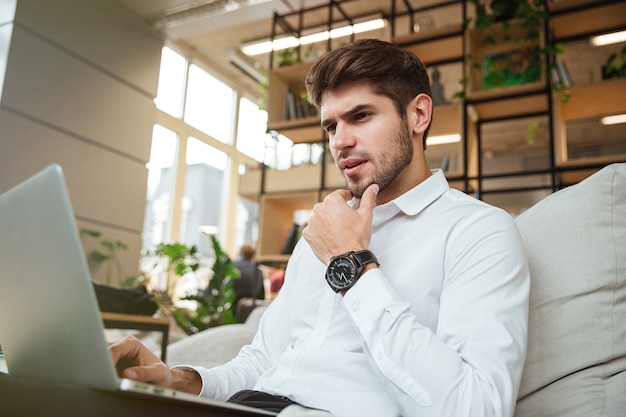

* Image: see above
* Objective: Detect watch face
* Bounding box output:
[326,256,358,292]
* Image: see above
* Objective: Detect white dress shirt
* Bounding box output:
[193,170,530,417]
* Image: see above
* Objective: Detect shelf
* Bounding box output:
[239,167,262,199]
[553,77,626,166]
[394,23,464,66]
[267,61,324,144]
[558,78,626,121]
[258,191,319,262]
[257,254,291,266]
[468,87,549,122]
[550,1,626,41]
[264,164,322,193]
[558,166,604,186]
[546,0,608,13]
[267,116,324,144]
[267,62,318,140]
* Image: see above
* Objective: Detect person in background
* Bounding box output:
[231,243,264,321]
[110,39,530,417]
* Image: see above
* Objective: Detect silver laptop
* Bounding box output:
[0,164,275,416]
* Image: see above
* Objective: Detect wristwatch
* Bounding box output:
[325,250,379,293]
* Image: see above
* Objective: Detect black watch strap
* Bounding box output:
[351,250,379,275]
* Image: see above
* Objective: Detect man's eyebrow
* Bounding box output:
[321,103,372,129]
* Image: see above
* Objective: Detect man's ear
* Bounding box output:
[410,93,432,138]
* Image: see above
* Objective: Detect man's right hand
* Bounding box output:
[109,335,202,394]
[303,183,379,266]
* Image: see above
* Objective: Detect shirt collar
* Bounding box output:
[374,169,449,218]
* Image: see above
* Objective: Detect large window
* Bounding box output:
[185,64,235,143]
[179,137,229,254]
[144,46,267,268]
[236,97,267,161]
[154,47,187,118]
[143,125,178,250]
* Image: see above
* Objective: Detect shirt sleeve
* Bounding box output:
[343,209,530,417]
[187,247,300,401]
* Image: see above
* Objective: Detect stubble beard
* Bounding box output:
[341,120,414,199]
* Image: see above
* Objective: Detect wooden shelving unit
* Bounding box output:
[267,62,324,144]
[257,191,319,264]
[553,77,626,167]
[251,0,626,259]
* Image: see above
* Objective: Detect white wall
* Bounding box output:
[0,0,163,285]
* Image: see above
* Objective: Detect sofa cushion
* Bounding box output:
[514,163,626,417]
[165,305,267,369]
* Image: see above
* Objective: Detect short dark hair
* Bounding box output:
[305,38,432,142]
[239,244,256,261]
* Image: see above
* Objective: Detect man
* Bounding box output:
[111,39,530,417]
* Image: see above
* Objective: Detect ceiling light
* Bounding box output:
[590,30,626,46]
[241,18,385,56]
[153,0,274,28]
[600,114,626,125]
[426,134,462,146]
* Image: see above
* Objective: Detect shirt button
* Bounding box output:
[376,351,383,361]
[351,300,361,311]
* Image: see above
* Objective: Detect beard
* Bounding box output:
[340,119,414,198]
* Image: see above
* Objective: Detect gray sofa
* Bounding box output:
[166,163,626,417]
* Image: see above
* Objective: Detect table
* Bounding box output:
[0,371,274,417]
[101,312,170,361]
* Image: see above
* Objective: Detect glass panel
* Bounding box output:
[184,64,234,143]
[142,125,178,249]
[180,137,229,256]
[264,132,294,170]
[291,143,324,166]
[155,47,187,118]
[234,196,259,253]
[236,97,267,162]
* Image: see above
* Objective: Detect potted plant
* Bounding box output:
[146,241,201,304]
[459,0,565,97]
[81,228,130,286]
[173,235,241,333]
[602,45,626,80]
[275,46,302,68]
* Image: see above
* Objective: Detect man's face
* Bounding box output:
[320,82,413,199]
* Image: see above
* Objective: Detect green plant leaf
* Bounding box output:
[89,250,111,262]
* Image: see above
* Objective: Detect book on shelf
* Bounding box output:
[283,89,317,121]
[280,222,301,255]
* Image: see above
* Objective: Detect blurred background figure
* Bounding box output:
[232,243,264,322]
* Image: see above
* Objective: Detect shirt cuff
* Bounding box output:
[171,364,213,398]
